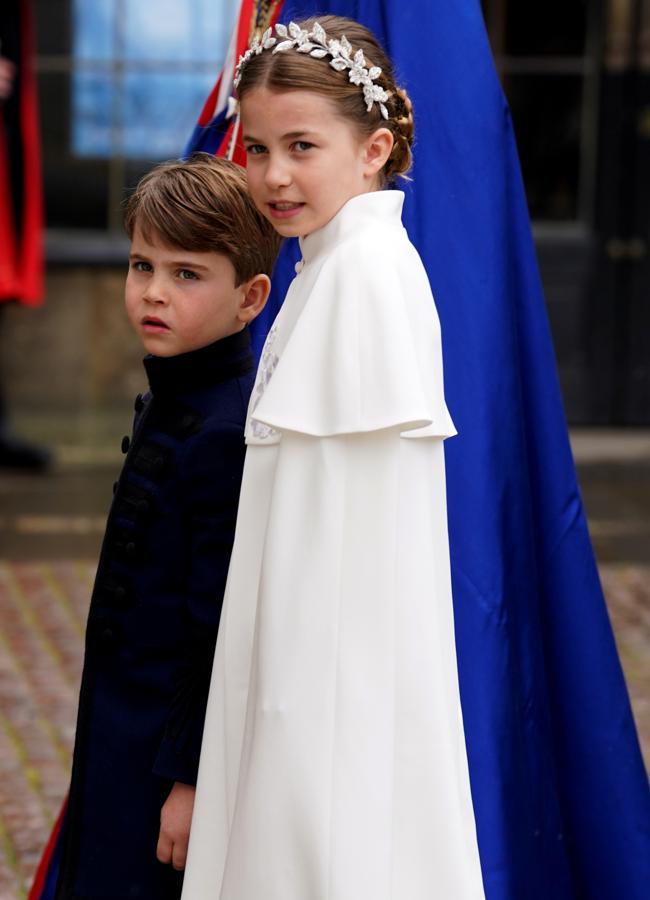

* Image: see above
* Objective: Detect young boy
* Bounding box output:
[48,155,281,900]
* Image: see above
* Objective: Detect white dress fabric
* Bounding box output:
[182,191,485,900]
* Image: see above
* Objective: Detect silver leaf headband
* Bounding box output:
[233,20,391,120]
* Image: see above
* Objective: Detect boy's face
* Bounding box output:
[125,225,250,357]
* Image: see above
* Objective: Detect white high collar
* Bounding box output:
[298,190,405,265]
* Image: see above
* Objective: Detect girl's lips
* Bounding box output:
[268,202,304,220]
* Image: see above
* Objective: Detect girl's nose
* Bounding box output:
[264,155,291,190]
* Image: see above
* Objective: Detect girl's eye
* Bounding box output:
[245,144,267,155]
[178,269,198,280]
[292,141,314,152]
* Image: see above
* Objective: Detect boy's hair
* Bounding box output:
[124,154,282,285]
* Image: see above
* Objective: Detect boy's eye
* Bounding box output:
[178,269,198,280]
[132,260,152,272]
[245,144,267,155]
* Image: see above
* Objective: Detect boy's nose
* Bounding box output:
[143,281,169,305]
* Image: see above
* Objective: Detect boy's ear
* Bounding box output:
[363,127,394,178]
[238,273,271,324]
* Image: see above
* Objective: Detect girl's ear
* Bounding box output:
[362,128,394,179]
[238,273,271,324]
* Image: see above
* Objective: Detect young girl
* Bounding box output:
[182,16,485,899]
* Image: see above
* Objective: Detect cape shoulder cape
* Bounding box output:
[248,190,456,442]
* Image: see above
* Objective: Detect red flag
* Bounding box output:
[185,0,285,164]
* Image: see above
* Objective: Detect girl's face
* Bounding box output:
[241,88,389,238]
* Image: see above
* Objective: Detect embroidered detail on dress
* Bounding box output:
[250,323,279,439]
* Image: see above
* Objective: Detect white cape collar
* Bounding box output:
[298,190,405,266]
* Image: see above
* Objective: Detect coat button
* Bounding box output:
[114,586,126,602]
[100,627,114,646]
[121,435,131,454]
[137,499,150,514]
[125,541,137,558]
[134,393,145,412]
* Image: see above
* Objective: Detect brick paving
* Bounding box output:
[600,566,650,764]
[0,557,647,898]
[0,562,93,899]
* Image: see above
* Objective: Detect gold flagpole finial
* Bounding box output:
[250,0,283,43]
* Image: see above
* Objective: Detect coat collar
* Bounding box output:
[143,327,253,397]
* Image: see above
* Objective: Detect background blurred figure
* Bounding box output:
[0,0,48,470]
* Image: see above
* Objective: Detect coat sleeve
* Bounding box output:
[152,421,247,785]
[250,237,456,440]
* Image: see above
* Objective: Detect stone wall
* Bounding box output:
[1,267,145,454]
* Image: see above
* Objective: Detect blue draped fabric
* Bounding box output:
[187,1,650,897]
[183,106,232,158]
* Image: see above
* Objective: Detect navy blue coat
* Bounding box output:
[55,329,255,900]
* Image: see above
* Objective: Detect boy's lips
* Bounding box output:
[141,316,170,333]
[268,201,305,220]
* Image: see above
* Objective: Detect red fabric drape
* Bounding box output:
[28,798,66,899]
[0,0,43,306]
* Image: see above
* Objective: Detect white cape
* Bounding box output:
[182,191,485,900]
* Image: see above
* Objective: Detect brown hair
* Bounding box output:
[237,15,414,184]
[124,154,282,285]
